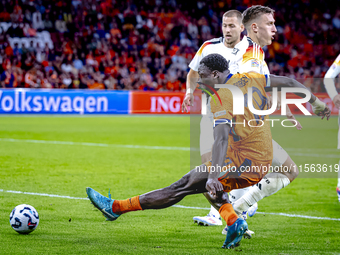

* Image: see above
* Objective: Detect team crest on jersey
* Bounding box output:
[332,64,336,69]
[232,48,240,55]
[214,110,227,118]
[233,75,250,88]
[251,59,259,67]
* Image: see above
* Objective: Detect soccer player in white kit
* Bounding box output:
[182,6,330,234]
[323,54,340,201]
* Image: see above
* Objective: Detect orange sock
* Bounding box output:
[219,203,238,226]
[112,196,142,214]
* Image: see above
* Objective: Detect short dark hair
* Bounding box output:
[242,5,275,29]
[223,10,242,23]
[199,54,229,73]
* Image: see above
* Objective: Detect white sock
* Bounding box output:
[338,160,340,188]
[233,173,291,214]
[209,205,220,218]
[229,187,250,203]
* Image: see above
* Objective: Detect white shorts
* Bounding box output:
[199,114,289,166]
[200,113,214,156]
[271,139,289,167]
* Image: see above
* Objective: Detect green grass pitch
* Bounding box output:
[0,115,339,254]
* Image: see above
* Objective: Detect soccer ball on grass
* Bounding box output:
[9,204,39,234]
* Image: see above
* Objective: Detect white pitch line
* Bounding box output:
[172,205,211,210]
[286,148,339,153]
[255,212,340,221]
[0,138,338,157]
[288,152,339,158]
[0,138,192,151]
[1,189,340,222]
[0,189,88,200]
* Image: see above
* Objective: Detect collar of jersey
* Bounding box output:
[247,36,254,43]
[224,73,233,84]
[234,36,248,48]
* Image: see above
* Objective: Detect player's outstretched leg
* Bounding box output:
[87,166,209,220]
[219,203,248,249]
[221,187,255,238]
[192,150,222,226]
[202,189,254,238]
[202,192,249,248]
[86,188,123,221]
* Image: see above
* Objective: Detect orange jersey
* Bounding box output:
[210,72,273,163]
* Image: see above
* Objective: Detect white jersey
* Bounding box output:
[190,36,270,85]
[231,36,271,86]
[324,53,340,101]
[189,37,242,73]
[324,54,340,149]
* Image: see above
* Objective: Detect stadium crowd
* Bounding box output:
[0,0,339,92]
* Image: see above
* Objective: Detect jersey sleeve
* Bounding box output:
[188,42,210,71]
[324,54,340,100]
[210,90,233,128]
[244,72,267,85]
[325,54,340,79]
[239,44,264,74]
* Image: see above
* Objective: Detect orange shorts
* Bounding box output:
[204,148,271,193]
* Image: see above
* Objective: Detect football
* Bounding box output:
[9,204,39,234]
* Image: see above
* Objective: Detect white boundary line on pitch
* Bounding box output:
[0,189,89,200]
[1,189,340,222]
[0,138,339,156]
[0,138,192,151]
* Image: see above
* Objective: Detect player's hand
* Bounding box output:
[206,178,223,199]
[312,98,331,120]
[317,105,331,120]
[333,94,340,109]
[286,106,302,130]
[181,93,194,112]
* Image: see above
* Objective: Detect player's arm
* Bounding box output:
[269,74,331,120]
[324,60,340,109]
[247,71,303,128]
[182,41,209,112]
[182,69,199,112]
[205,123,230,198]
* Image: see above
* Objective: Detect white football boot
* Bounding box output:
[247,202,258,217]
[193,213,223,226]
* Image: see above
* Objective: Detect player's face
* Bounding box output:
[197,66,216,86]
[222,16,244,48]
[256,13,277,47]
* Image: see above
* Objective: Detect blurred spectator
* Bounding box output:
[32,9,44,30]
[332,10,340,29]
[1,66,15,87]
[73,55,84,71]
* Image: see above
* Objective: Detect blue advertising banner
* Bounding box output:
[0,89,129,114]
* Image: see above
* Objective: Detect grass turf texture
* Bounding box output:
[0,115,339,254]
